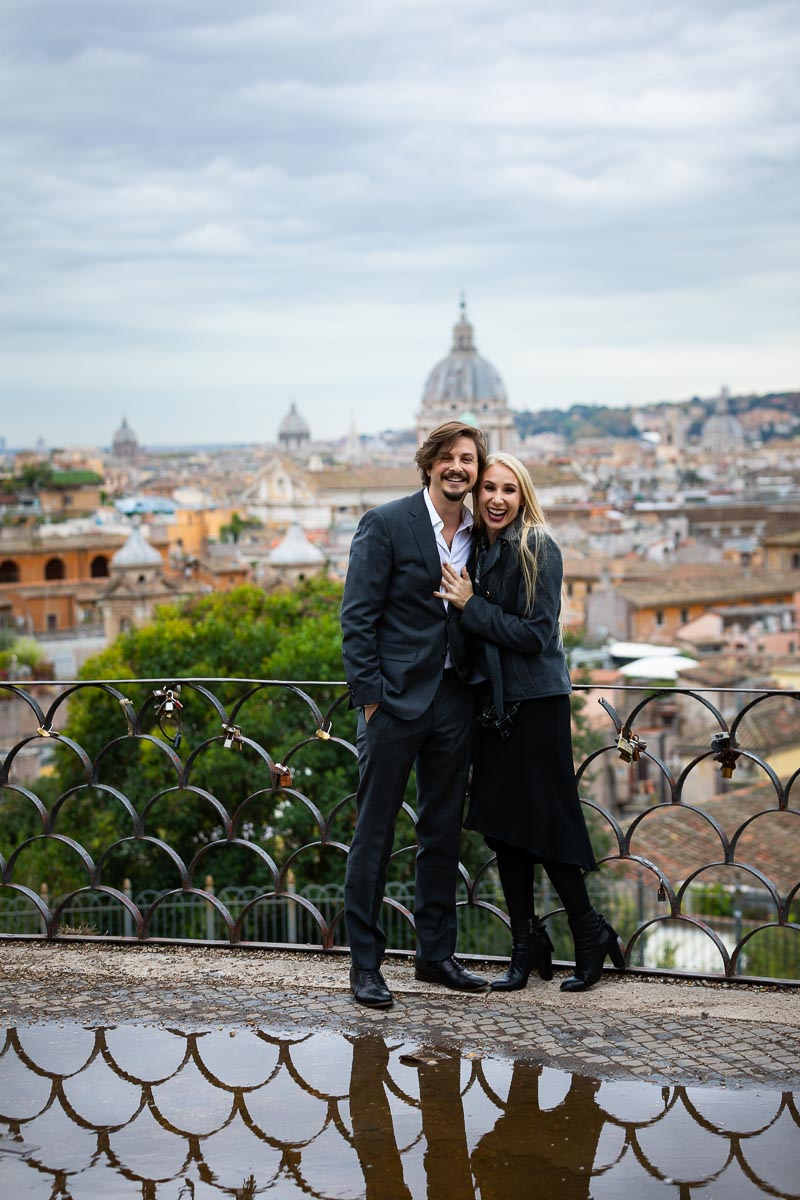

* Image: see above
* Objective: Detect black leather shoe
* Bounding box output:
[414,956,488,992]
[350,966,393,1009]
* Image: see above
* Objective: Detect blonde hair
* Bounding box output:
[474,452,561,624]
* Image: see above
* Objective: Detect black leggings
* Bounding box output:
[487,836,592,923]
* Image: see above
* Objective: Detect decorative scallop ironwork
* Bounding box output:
[0,678,798,982]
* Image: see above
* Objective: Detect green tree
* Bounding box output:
[219,511,262,544]
[15,463,53,490]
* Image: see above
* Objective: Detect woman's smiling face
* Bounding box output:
[478,462,522,542]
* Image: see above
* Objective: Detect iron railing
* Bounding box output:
[0,677,798,982]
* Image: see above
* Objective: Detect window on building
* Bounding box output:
[90,555,109,578]
[0,559,20,583]
[680,608,689,624]
[793,553,800,570]
[586,583,593,595]
[566,582,574,597]
[655,610,664,626]
[44,558,65,580]
[46,613,58,630]
[62,494,73,507]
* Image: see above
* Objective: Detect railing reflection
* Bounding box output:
[0,1023,797,1199]
[0,677,798,981]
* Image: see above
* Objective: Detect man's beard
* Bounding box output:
[441,475,468,499]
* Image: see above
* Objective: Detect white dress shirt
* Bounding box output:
[424,488,473,667]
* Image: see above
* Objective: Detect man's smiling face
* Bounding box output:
[428,435,480,507]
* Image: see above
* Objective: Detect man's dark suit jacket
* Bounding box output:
[341,489,472,721]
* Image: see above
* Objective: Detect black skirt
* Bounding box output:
[465,693,597,870]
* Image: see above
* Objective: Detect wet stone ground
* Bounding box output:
[1,943,799,1198]
[1,940,799,1088]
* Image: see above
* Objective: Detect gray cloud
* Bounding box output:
[0,0,798,446]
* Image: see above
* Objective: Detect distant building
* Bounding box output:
[0,526,124,633]
[585,565,800,644]
[278,401,311,457]
[111,417,139,461]
[701,389,745,457]
[100,523,185,641]
[763,527,800,572]
[266,523,327,587]
[243,457,331,530]
[417,299,516,454]
[38,471,104,517]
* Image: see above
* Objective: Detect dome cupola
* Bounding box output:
[417,299,516,454]
[278,401,311,455]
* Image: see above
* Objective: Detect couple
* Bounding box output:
[341,421,624,1009]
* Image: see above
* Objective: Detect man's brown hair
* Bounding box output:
[415,421,488,485]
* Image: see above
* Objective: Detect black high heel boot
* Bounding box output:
[560,908,625,992]
[491,917,554,991]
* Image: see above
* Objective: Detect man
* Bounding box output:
[341,420,489,1008]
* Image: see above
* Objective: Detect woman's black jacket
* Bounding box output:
[459,521,571,704]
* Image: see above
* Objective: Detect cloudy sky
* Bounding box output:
[1,0,798,448]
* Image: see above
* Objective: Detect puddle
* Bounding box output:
[0,1022,798,1198]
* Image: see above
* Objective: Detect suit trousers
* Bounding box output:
[344,672,475,968]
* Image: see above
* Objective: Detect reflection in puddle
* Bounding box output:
[0,1023,798,1198]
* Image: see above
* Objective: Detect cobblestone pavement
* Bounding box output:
[1,940,798,1088]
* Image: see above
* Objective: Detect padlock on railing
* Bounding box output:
[617,730,646,763]
[222,723,243,751]
[152,685,184,748]
[710,730,739,779]
[315,718,332,740]
[272,762,293,788]
[154,685,183,717]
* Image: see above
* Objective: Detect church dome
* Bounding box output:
[112,417,139,459]
[421,301,508,414]
[701,391,744,456]
[278,401,310,442]
[268,523,326,567]
[417,300,516,454]
[111,523,162,568]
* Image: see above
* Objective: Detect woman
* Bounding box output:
[437,453,624,992]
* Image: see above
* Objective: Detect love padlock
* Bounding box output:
[222,723,243,751]
[273,762,293,788]
[617,731,646,763]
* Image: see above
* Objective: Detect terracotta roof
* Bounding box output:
[612,569,800,607]
[579,668,624,685]
[4,581,108,599]
[308,467,419,490]
[764,530,800,547]
[563,557,605,581]
[0,531,126,552]
[518,461,583,486]
[678,657,777,689]
[626,782,799,896]
[737,697,800,753]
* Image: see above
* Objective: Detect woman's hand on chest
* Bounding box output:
[434,561,475,610]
